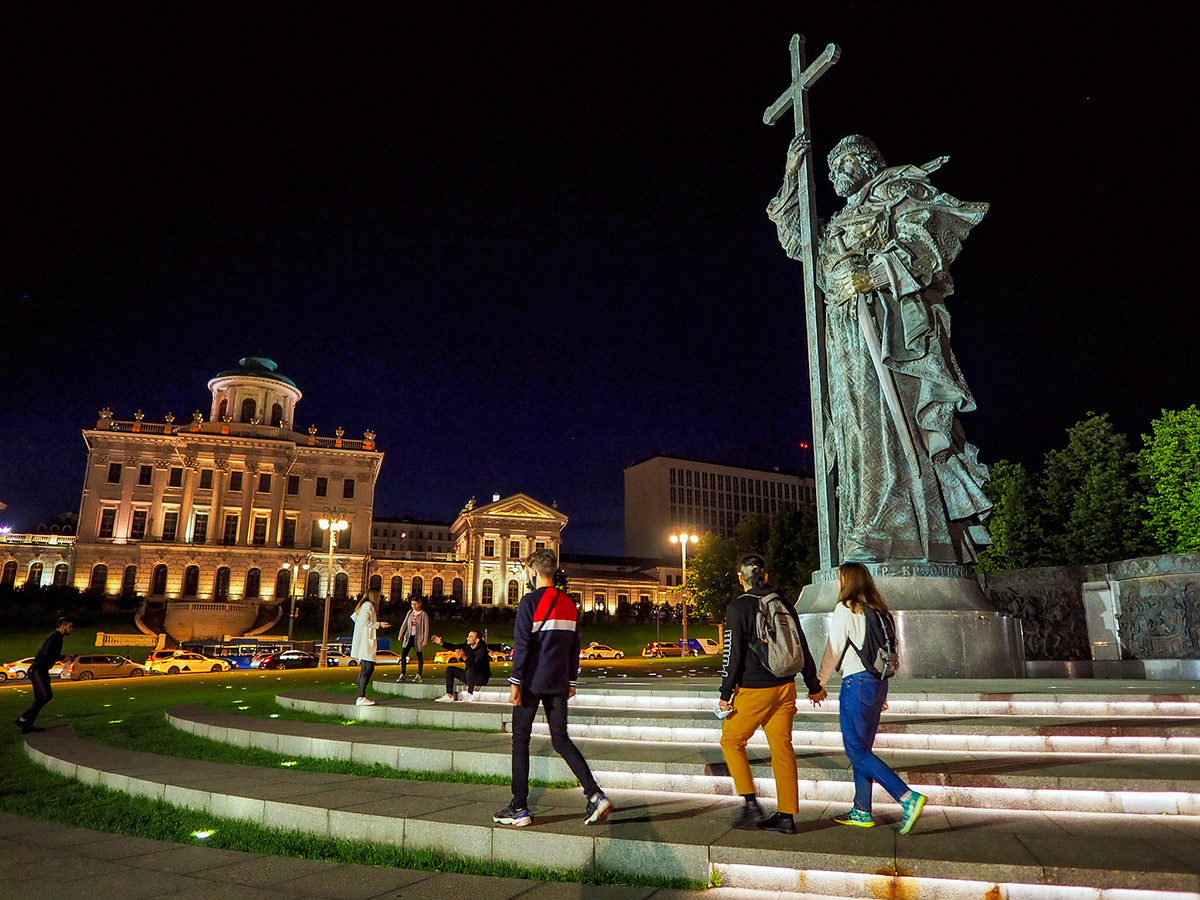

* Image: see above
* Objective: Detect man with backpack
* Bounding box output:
[718,554,826,834]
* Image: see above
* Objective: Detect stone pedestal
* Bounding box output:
[798,563,1025,678]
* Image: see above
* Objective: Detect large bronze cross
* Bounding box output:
[764,35,840,571]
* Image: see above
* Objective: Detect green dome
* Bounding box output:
[213,356,298,388]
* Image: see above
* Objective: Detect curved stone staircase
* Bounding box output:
[23,677,1200,897]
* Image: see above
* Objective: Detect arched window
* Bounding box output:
[122,565,137,596]
[452,577,463,600]
[390,575,403,600]
[245,567,261,599]
[432,576,444,597]
[411,576,424,598]
[369,573,382,590]
[507,580,519,604]
[53,562,69,587]
[270,402,283,427]
[240,398,256,423]
[27,562,43,588]
[3,561,18,587]
[305,569,321,599]
[183,565,199,597]
[217,398,228,421]
[214,566,231,600]
[151,565,168,595]
[334,572,349,599]
[481,579,493,605]
[275,568,291,600]
[89,564,108,594]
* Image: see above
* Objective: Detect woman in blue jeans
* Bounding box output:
[817,562,926,833]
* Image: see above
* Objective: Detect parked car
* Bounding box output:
[341,649,404,667]
[433,648,466,664]
[4,656,73,680]
[144,651,232,675]
[641,642,685,659]
[61,655,154,681]
[250,649,319,670]
[580,643,625,660]
[678,638,721,656]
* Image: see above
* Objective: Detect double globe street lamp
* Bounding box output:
[669,532,699,646]
[280,556,311,641]
[317,515,348,667]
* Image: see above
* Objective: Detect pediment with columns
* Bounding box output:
[452,493,568,534]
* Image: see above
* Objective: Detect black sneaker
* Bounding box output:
[733,800,764,830]
[584,793,613,825]
[756,812,797,835]
[493,803,531,827]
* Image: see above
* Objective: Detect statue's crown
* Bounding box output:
[827,134,885,171]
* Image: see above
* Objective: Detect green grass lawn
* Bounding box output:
[0,666,704,889]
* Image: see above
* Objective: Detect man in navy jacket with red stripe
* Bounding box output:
[493,549,613,828]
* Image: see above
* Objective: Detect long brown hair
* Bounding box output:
[354,588,382,617]
[836,562,889,614]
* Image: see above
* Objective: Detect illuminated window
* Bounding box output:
[507,580,519,603]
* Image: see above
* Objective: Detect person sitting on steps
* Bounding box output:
[431,629,491,702]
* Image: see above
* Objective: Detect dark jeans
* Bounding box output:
[445,667,488,695]
[510,691,599,809]
[401,639,423,676]
[357,660,376,697]
[839,671,908,812]
[19,668,54,726]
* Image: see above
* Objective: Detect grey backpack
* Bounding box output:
[751,592,809,678]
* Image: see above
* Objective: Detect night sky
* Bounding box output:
[5,5,1196,554]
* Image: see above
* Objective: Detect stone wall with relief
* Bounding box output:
[1110,554,1200,659]
[977,565,1098,660]
[977,554,1200,660]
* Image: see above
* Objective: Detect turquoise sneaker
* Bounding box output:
[833,807,874,828]
[899,792,926,834]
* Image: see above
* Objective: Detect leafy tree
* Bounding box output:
[685,503,822,616]
[1140,406,1200,554]
[684,532,738,620]
[1041,412,1150,565]
[976,460,1047,571]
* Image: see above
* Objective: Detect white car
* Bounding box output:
[144,651,232,675]
[3,656,72,680]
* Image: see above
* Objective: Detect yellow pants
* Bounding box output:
[719,682,798,815]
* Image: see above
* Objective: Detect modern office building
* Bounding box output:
[624,453,816,558]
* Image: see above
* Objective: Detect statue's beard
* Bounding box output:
[833,172,867,197]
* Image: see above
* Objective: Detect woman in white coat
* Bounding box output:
[350,588,389,706]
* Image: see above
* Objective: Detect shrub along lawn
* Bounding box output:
[0,666,703,889]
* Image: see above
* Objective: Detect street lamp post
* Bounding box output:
[317,515,348,667]
[669,532,698,646]
[281,555,311,641]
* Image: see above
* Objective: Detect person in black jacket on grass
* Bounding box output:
[493,548,613,828]
[15,617,74,734]
[431,629,491,701]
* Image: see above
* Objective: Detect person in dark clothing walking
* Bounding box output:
[493,548,612,828]
[431,629,491,701]
[719,554,825,834]
[15,617,74,734]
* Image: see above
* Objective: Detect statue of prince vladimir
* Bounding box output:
[768,134,991,565]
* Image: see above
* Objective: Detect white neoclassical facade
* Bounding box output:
[72,357,383,635]
[12,357,675,640]
[366,493,567,608]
